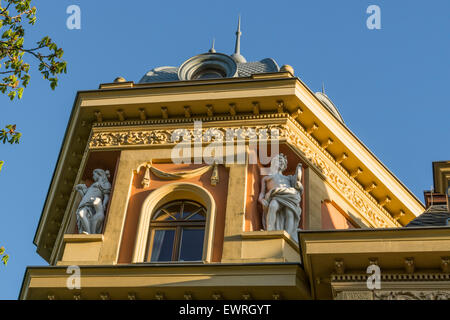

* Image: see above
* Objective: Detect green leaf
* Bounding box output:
[1,255,9,266]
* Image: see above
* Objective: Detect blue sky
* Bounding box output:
[0,0,449,299]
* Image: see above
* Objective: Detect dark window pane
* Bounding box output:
[186,212,206,220]
[153,209,176,221]
[164,202,182,219]
[150,229,175,262]
[154,201,183,221]
[182,202,206,220]
[178,228,205,261]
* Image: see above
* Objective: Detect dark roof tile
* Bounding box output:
[406,205,450,227]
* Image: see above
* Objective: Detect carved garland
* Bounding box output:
[89,125,285,148]
[135,161,219,188]
[88,123,398,228]
[374,291,450,300]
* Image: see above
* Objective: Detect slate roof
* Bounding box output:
[236,58,279,77]
[139,66,179,83]
[406,205,450,227]
[138,58,280,84]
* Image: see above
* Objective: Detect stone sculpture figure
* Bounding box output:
[258,154,303,242]
[74,169,111,234]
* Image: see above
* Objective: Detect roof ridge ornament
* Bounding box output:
[231,15,247,63]
[209,38,216,53]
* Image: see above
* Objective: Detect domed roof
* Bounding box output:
[231,52,247,64]
[138,17,280,83]
[138,55,279,83]
[314,91,344,123]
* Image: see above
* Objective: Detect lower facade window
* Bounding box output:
[146,200,206,262]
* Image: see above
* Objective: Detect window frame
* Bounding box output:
[145,200,206,262]
[133,182,216,264]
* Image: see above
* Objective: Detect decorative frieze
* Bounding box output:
[374,291,450,300]
[337,291,373,300]
[89,125,285,148]
[87,117,400,228]
[336,289,450,300]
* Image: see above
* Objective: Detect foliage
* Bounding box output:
[0,124,20,266]
[0,246,9,265]
[0,124,21,172]
[1,0,67,100]
[0,1,65,268]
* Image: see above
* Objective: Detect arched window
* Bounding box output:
[146,200,206,262]
[133,182,216,263]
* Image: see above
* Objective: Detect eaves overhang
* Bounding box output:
[298,227,450,299]
[20,262,309,300]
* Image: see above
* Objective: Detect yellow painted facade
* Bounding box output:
[21,65,449,301]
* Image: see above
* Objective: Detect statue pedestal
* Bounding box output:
[57,234,104,266]
[222,230,300,263]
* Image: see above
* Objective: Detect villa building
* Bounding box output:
[20,20,450,300]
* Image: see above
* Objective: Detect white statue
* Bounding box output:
[258,154,303,242]
[74,169,111,234]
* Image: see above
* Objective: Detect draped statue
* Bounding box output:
[258,154,303,242]
[74,169,111,234]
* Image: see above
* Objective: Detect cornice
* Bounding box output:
[92,113,289,129]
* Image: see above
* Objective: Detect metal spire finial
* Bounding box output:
[231,15,246,63]
[235,15,241,55]
[322,82,325,94]
[209,38,216,53]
